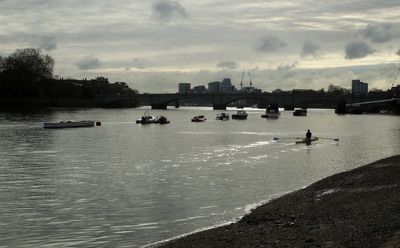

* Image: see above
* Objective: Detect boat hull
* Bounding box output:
[232,115,247,119]
[293,109,307,116]
[43,120,95,129]
[261,113,280,118]
[232,110,248,120]
[296,137,319,145]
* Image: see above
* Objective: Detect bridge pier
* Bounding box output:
[213,104,226,110]
[151,103,167,109]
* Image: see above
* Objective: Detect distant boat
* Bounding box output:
[191,115,206,122]
[154,115,170,124]
[261,104,280,118]
[216,112,230,121]
[136,111,156,124]
[43,120,96,129]
[293,108,307,116]
[232,110,248,120]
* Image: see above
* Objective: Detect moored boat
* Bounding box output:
[216,112,230,120]
[155,115,170,124]
[136,111,156,124]
[231,110,248,120]
[43,120,96,129]
[261,104,280,118]
[191,115,206,122]
[293,108,307,116]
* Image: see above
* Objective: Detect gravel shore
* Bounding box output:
[155,155,400,248]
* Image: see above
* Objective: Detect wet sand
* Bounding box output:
[155,155,400,248]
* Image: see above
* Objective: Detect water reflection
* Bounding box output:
[0,109,399,247]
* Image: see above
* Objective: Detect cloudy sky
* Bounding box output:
[1,0,400,92]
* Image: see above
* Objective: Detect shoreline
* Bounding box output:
[153,155,400,248]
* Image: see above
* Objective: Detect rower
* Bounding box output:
[306,129,312,145]
[306,129,312,139]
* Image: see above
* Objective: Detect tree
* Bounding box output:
[0,48,54,97]
[327,84,351,96]
[272,88,283,94]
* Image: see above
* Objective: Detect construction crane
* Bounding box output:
[392,64,400,88]
[248,70,253,87]
[240,71,244,89]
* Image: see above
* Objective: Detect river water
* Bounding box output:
[0,107,399,247]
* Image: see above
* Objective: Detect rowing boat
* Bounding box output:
[295,137,319,145]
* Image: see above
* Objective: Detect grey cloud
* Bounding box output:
[360,23,396,43]
[301,40,320,57]
[256,35,286,53]
[216,61,240,70]
[152,0,188,22]
[131,58,147,69]
[31,36,57,51]
[345,41,375,59]
[76,56,101,70]
[276,61,298,71]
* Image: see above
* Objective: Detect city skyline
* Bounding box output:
[0,0,399,92]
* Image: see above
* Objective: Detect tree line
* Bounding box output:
[0,48,136,99]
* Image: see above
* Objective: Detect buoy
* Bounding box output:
[96,121,101,126]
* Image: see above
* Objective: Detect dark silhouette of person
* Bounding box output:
[306,129,312,139]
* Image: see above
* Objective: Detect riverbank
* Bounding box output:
[155,155,400,248]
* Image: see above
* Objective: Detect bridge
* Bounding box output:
[96,92,389,110]
[345,98,400,114]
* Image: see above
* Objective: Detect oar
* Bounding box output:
[316,137,339,141]
[274,137,301,141]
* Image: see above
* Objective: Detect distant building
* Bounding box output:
[179,83,191,94]
[208,81,220,93]
[208,78,237,93]
[352,79,368,95]
[220,78,236,93]
[239,86,262,93]
[192,85,207,93]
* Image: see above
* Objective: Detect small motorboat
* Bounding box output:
[293,108,307,116]
[296,137,319,145]
[155,115,170,124]
[136,111,156,124]
[216,112,230,121]
[231,110,248,120]
[191,115,206,122]
[43,120,96,129]
[261,104,280,118]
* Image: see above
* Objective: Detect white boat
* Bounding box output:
[216,112,230,120]
[136,111,156,124]
[261,104,280,118]
[191,115,206,122]
[231,110,248,120]
[43,120,96,129]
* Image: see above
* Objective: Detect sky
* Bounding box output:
[0,0,400,93]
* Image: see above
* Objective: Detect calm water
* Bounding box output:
[0,107,399,247]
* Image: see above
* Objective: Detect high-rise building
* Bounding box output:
[352,79,368,95]
[220,78,236,93]
[178,83,191,94]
